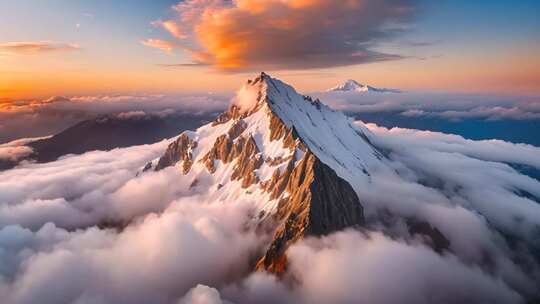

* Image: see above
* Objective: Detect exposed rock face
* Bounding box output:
[227,119,247,139]
[212,106,241,126]
[267,109,301,151]
[257,151,364,273]
[262,159,295,200]
[200,120,249,173]
[155,133,197,174]
[200,135,233,173]
[230,136,263,188]
[199,124,263,188]
[257,104,366,273]
[268,110,290,141]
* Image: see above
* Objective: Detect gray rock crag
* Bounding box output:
[155,133,197,174]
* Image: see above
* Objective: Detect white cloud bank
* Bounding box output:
[313,91,540,121]
[0,122,539,303]
[0,137,51,163]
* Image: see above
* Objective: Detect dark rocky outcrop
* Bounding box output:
[0,159,17,171]
[230,136,264,188]
[256,151,364,274]
[262,160,296,200]
[227,120,247,139]
[212,106,241,126]
[200,119,249,173]
[267,110,301,151]
[407,219,451,254]
[200,135,233,173]
[254,101,366,273]
[268,110,290,141]
[155,133,197,174]
[199,131,263,188]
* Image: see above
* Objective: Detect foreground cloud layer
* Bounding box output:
[151,0,417,70]
[0,120,539,303]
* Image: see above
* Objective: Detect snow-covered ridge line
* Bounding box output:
[256,73,385,188]
[146,72,387,192]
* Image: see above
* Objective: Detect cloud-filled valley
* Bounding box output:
[314,90,540,121]
[0,113,539,303]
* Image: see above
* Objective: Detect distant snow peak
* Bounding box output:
[330,79,365,92]
[328,79,400,93]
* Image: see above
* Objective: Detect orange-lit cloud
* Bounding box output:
[154,0,418,71]
[152,20,187,39]
[141,39,180,54]
[0,41,80,54]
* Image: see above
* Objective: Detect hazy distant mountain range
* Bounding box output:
[0,113,213,170]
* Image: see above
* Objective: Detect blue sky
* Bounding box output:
[0,0,538,98]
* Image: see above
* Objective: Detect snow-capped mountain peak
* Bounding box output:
[328,79,400,93]
[144,72,385,273]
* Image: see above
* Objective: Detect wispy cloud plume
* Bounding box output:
[0,41,80,54]
[152,20,187,39]
[141,39,180,54]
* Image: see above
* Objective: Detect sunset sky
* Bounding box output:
[2,3,540,303]
[1,0,539,101]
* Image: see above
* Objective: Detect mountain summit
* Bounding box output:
[328,79,401,93]
[145,72,385,273]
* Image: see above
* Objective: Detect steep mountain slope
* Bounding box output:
[328,79,401,93]
[146,73,386,272]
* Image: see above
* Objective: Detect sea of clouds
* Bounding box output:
[314,91,540,121]
[0,137,50,163]
[3,89,538,146]
[0,120,539,303]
